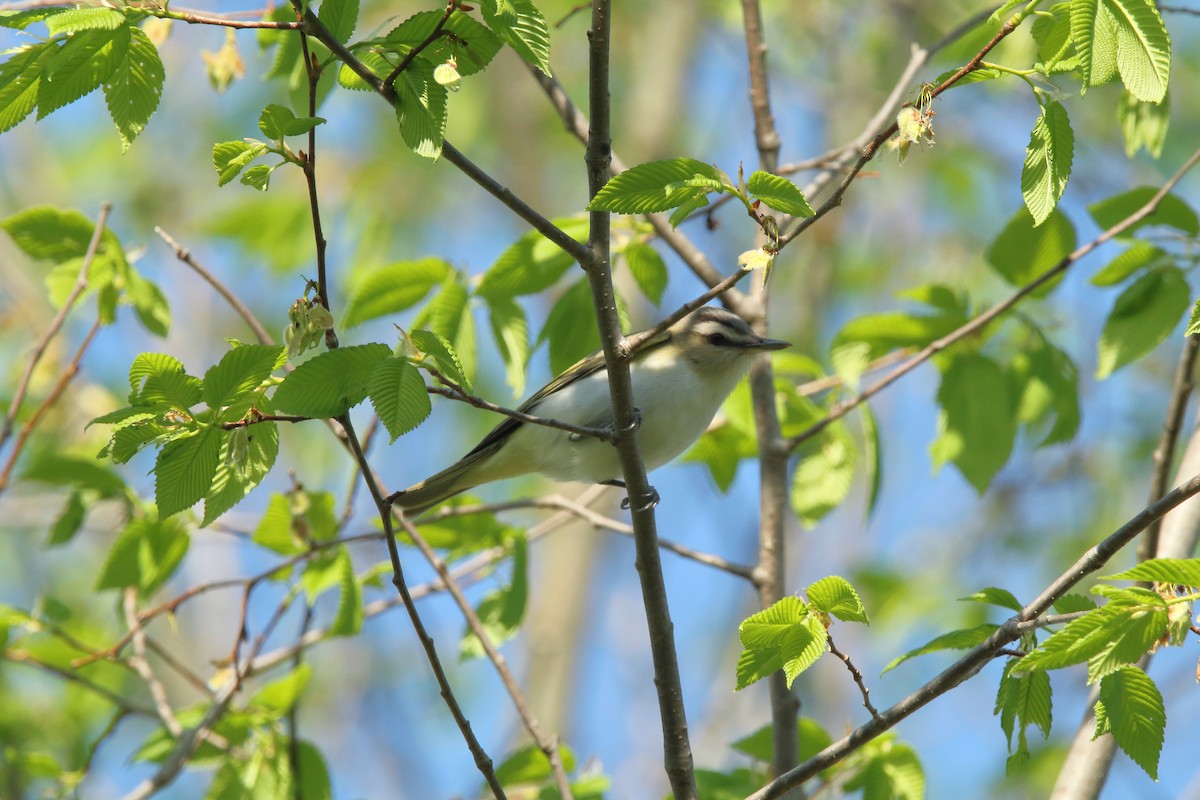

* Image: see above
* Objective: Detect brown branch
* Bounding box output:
[155,227,275,346]
[740,0,781,173]
[786,145,1200,454]
[749,470,1200,799]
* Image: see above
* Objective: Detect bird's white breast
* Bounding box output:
[486,347,751,484]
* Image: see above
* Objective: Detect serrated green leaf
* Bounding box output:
[1022,101,1074,226]
[272,343,392,417]
[1032,4,1074,70]
[1096,266,1189,378]
[385,9,502,76]
[1053,593,1098,614]
[485,295,530,397]
[747,171,814,217]
[213,140,268,187]
[1091,241,1168,287]
[410,329,471,392]
[1,205,103,262]
[343,258,451,327]
[588,158,725,215]
[985,206,1075,295]
[258,103,325,138]
[1104,0,1170,103]
[337,50,389,91]
[1072,0,1120,90]
[202,420,278,527]
[883,623,998,673]
[1086,599,1167,682]
[807,576,869,624]
[476,217,588,300]
[103,27,164,151]
[790,421,856,526]
[368,357,431,442]
[1096,666,1164,779]
[735,597,827,690]
[394,65,447,159]
[930,354,1016,493]
[843,738,925,800]
[479,0,551,74]
[1119,89,1168,158]
[0,43,55,135]
[1015,591,1163,675]
[45,6,125,35]
[684,422,757,492]
[155,428,222,518]
[832,309,964,362]
[240,164,274,191]
[959,586,1023,612]
[623,241,668,305]
[1088,187,1198,237]
[995,660,1053,756]
[318,0,359,43]
[95,515,189,594]
[203,344,286,411]
[37,25,130,119]
[1104,557,1200,586]
[129,353,202,409]
[329,549,363,636]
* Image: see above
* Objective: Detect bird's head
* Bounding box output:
[668,306,790,370]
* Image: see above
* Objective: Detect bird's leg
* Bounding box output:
[570,406,643,443]
[600,479,660,510]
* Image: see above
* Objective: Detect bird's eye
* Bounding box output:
[707,332,729,346]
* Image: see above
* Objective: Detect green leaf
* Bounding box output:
[239,164,274,191]
[252,493,305,556]
[806,576,869,624]
[343,258,451,327]
[413,275,475,381]
[882,624,998,673]
[1090,241,1168,287]
[250,664,312,716]
[213,140,269,187]
[126,272,171,336]
[832,309,963,362]
[959,586,1023,612]
[95,515,189,594]
[485,295,530,397]
[258,103,325,138]
[495,742,576,786]
[203,344,285,412]
[411,329,471,393]
[0,43,55,134]
[103,27,164,151]
[1104,557,1200,586]
[929,354,1016,493]
[368,357,432,442]
[790,420,856,526]
[1104,0,1171,103]
[47,490,87,546]
[129,353,203,409]
[1096,266,1189,378]
[1086,595,1167,682]
[394,66,447,159]
[1022,100,1074,226]
[23,452,127,496]
[843,737,925,800]
[1015,591,1164,674]
[1072,0,1120,90]
[995,660,1053,760]
[479,0,551,74]
[45,6,125,35]
[860,402,882,518]
[746,171,814,217]
[272,343,392,417]
[622,241,668,305]
[985,206,1075,295]
[1,205,103,262]
[203,419,279,527]
[1053,593,1098,614]
[684,422,757,492]
[1096,666,1164,779]
[461,536,527,659]
[1032,4,1074,70]
[155,428,222,518]
[735,597,827,690]
[1012,332,1080,446]
[318,0,359,43]
[476,217,588,300]
[588,158,726,215]
[37,25,130,119]
[1119,89,1169,158]
[1088,187,1199,238]
[329,549,363,636]
[385,9,502,76]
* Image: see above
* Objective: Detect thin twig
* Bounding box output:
[383,0,457,90]
[786,145,1200,453]
[424,375,615,443]
[155,227,275,345]
[826,633,879,719]
[123,589,184,737]
[3,650,156,717]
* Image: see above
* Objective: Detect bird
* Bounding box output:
[391,306,789,515]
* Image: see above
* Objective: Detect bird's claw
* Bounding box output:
[621,486,659,511]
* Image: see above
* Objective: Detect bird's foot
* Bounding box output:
[621,486,659,511]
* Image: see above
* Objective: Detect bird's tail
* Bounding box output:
[391,450,489,516]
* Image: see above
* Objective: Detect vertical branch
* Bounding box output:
[584,2,697,797]
[739,0,799,789]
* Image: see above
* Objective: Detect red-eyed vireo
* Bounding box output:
[392,306,789,514]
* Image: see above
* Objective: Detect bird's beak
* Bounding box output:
[749,336,790,351]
